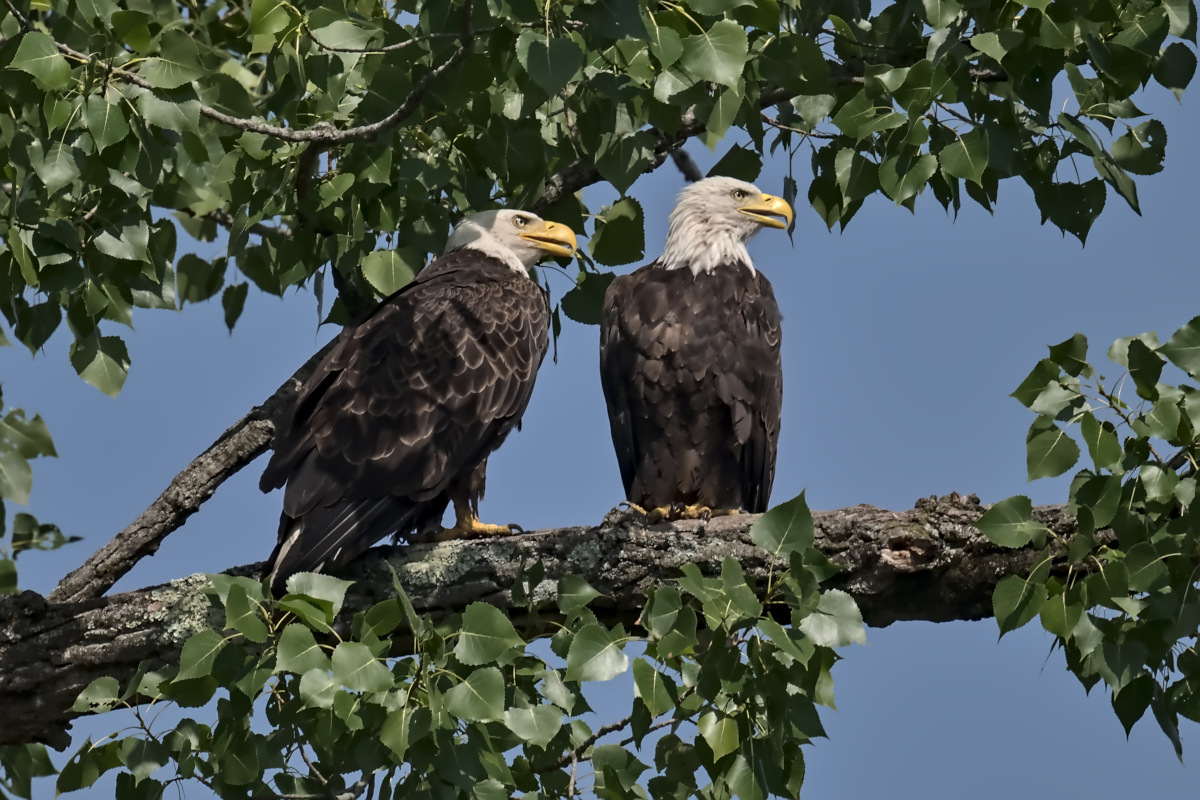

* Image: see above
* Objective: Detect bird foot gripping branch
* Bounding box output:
[433,506,524,541]
[621,502,742,524]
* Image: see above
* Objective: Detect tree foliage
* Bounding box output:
[0,0,1197,794]
[978,316,1200,759]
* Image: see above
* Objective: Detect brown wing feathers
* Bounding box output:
[260,252,549,594]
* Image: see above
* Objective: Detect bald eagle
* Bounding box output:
[599,177,793,519]
[260,210,577,594]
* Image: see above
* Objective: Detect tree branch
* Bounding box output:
[669,149,704,183]
[4,493,1073,749]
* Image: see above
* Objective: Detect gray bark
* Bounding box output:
[0,493,1072,750]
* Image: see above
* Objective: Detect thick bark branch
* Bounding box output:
[3,494,1073,749]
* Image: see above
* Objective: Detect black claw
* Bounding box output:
[507,523,525,536]
[670,502,687,519]
[699,507,712,522]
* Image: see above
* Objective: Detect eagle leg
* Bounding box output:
[434,500,521,541]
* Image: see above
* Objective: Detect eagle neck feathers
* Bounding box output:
[452,238,531,276]
[656,205,756,276]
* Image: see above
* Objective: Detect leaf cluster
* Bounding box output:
[978,316,1200,757]
[31,493,866,799]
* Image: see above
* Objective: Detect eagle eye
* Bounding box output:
[732,189,747,201]
[513,215,529,228]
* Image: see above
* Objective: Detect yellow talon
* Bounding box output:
[435,505,521,541]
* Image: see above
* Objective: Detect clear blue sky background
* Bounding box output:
[3,82,1197,796]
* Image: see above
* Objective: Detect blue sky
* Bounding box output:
[3,82,1197,795]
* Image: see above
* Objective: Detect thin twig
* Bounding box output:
[820,27,898,50]
[760,113,838,139]
[935,101,975,126]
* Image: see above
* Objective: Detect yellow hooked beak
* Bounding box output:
[738,193,794,230]
[519,220,579,259]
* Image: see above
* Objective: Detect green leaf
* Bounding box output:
[970,31,1024,62]
[633,658,676,716]
[276,596,331,631]
[72,676,122,713]
[595,131,656,194]
[679,20,748,87]
[284,572,353,620]
[142,30,207,89]
[222,283,248,332]
[791,94,836,129]
[455,602,523,665]
[445,667,504,722]
[503,705,563,747]
[69,335,130,398]
[1048,333,1091,377]
[975,495,1048,548]
[879,153,937,205]
[707,145,762,182]
[0,558,16,594]
[298,668,337,708]
[1080,412,1123,474]
[589,198,645,267]
[250,0,292,35]
[642,586,682,639]
[923,0,963,28]
[832,90,904,140]
[224,584,269,643]
[686,0,754,12]
[28,141,82,194]
[1040,589,1083,638]
[380,706,423,761]
[834,148,880,202]
[566,623,629,682]
[939,129,989,185]
[1111,120,1166,176]
[797,589,866,647]
[750,490,814,558]
[1126,339,1165,400]
[0,411,56,459]
[993,574,1048,636]
[176,629,226,680]
[1025,418,1080,480]
[274,624,330,674]
[561,270,616,325]
[558,574,602,618]
[11,31,71,89]
[1112,676,1154,736]
[698,712,738,761]
[361,249,417,297]
[330,642,392,692]
[1154,42,1196,100]
[1160,315,1200,379]
[1011,358,1059,408]
[85,95,129,154]
[176,254,225,304]
[517,33,584,97]
[1034,178,1107,245]
[1162,0,1196,39]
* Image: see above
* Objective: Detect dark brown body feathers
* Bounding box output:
[260,252,549,593]
[599,263,782,513]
